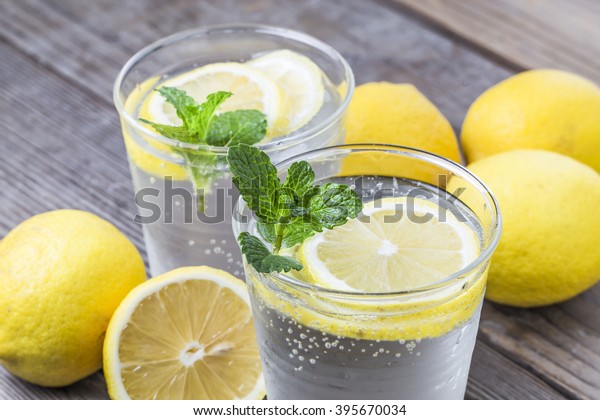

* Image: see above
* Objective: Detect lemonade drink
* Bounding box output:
[233,145,502,400]
[114,25,354,276]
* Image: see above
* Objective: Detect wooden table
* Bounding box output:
[1,0,599,400]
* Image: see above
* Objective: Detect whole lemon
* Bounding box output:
[462,69,600,172]
[467,150,600,307]
[345,82,461,161]
[342,82,460,181]
[0,210,146,386]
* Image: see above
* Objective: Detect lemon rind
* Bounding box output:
[103,266,265,400]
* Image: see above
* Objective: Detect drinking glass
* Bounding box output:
[114,24,354,276]
[233,144,502,399]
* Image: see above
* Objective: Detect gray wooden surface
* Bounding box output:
[0,0,598,400]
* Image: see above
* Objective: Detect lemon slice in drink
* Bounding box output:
[248,50,325,136]
[140,63,283,134]
[299,196,480,293]
[103,266,265,400]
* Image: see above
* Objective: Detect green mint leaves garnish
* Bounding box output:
[207,110,268,147]
[228,144,363,273]
[139,87,267,210]
[238,232,303,273]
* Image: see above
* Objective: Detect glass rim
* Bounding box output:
[232,143,503,298]
[113,23,355,155]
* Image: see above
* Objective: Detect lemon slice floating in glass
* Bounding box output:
[103,266,265,400]
[126,51,325,178]
[299,196,480,293]
[140,62,283,134]
[249,49,325,136]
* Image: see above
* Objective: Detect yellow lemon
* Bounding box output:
[467,150,600,307]
[341,82,460,182]
[345,83,460,159]
[103,266,264,400]
[0,210,146,386]
[462,69,600,172]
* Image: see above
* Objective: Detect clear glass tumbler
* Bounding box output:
[233,144,502,399]
[113,24,354,277]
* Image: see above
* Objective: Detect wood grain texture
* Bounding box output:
[467,341,565,400]
[391,0,600,82]
[0,0,598,400]
[479,303,600,399]
[0,42,142,248]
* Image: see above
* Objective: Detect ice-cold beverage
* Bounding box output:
[252,301,482,399]
[114,25,354,276]
[234,146,501,400]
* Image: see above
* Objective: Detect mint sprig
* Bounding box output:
[228,144,363,273]
[139,87,267,210]
[238,232,303,273]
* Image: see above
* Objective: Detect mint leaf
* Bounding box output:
[138,119,198,144]
[256,222,276,244]
[274,184,362,248]
[230,143,363,274]
[282,161,315,198]
[188,91,232,139]
[281,220,315,248]
[154,88,232,140]
[157,87,202,131]
[260,254,303,273]
[207,110,267,147]
[256,218,315,248]
[307,183,363,229]
[238,232,302,273]
[139,88,267,213]
[228,144,280,223]
[141,88,266,148]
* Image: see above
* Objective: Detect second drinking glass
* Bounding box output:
[114,24,354,276]
[233,144,502,399]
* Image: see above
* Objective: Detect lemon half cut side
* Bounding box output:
[103,266,265,400]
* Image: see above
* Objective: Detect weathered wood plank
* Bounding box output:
[0,0,514,129]
[479,302,600,399]
[390,0,600,82]
[0,42,143,250]
[0,0,128,102]
[0,368,108,400]
[0,41,141,399]
[467,339,566,400]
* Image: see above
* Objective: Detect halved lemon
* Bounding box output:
[103,266,265,400]
[140,62,283,134]
[248,49,325,136]
[299,196,480,292]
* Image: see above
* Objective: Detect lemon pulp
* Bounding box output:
[300,197,479,293]
[103,266,265,400]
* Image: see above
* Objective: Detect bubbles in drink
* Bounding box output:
[247,176,487,399]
